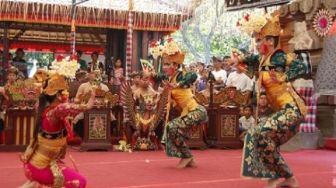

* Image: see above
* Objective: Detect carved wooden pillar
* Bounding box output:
[105,29,113,79]
[112,31,119,62]
[132,30,139,72]
[153,32,159,71]
[142,31,149,59]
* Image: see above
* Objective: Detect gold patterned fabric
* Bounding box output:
[29,135,67,168]
[170,73,199,117]
[242,49,306,179]
[242,103,302,179]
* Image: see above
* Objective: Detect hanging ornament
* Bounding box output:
[312,9,334,37]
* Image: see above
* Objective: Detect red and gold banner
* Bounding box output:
[0,1,185,32]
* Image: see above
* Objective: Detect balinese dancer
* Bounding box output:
[20,60,95,187]
[151,38,208,168]
[238,14,307,187]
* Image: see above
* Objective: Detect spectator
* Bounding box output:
[239,105,255,140]
[207,64,214,72]
[258,92,273,124]
[110,59,124,93]
[226,63,253,93]
[12,48,28,78]
[211,56,227,90]
[222,56,233,76]
[88,51,104,74]
[77,50,87,70]
[189,63,197,72]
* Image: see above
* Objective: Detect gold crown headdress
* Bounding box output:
[43,73,69,96]
[34,55,79,96]
[259,14,281,37]
[149,36,185,64]
[237,13,268,35]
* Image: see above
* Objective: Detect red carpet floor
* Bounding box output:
[0,149,335,188]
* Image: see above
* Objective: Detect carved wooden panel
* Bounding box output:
[189,126,201,139]
[195,87,249,107]
[88,113,108,140]
[220,114,237,138]
[83,108,111,144]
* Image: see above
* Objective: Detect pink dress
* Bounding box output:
[22,103,86,188]
[113,68,124,86]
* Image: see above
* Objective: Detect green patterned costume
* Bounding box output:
[160,71,208,158]
[242,50,307,179]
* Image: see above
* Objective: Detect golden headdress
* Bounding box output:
[149,36,185,64]
[259,14,281,37]
[34,55,79,96]
[237,13,280,37]
[43,73,68,96]
[162,52,185,65]
[237,13,268,35]
[33,69,49,83]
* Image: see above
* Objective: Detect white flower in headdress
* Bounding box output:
[149,36,182,59]
[149,40,164,59]
[162,36,181,56]
[237,13,268,35]
[50,55,79,79]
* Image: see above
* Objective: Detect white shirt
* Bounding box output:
[226,71,253,92]
[239,116,255,131]
[211,69,227,85]
[75,82,109,102]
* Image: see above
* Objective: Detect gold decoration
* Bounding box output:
[312,9,334,37]
[162,52,185,65]
[259,15,281,37]
[220,115,236,138]
[237,13,268,35]
[149,36,185,64]
[44,74,69,96]
[6,79,41,109]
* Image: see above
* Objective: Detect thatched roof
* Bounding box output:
[0,0,198,31]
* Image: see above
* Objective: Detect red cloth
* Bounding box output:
[41,103,84,133]
[296,87,317,133]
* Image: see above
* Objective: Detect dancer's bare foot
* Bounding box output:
[278,176,299,187]
[263,179,280,188]
[186,158,197,168]
[176,158,193,169]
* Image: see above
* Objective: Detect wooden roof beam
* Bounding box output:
[8,23,107,35]
[12,29,26,42]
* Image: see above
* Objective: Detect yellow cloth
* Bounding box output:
[170,73,199,117]
[29,135,67,168]
[259,52,295,111]
[261,71,294,111]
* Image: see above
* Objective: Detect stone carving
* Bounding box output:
[289,21,313,50]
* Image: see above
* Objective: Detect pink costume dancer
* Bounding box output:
[20,73,95,188]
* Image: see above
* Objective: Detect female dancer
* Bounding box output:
[154,38,208,168]
[20,73,95,188]
[240,15,307,188]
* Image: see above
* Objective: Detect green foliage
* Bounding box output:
[24,52,54,68]
[173,0,267,64]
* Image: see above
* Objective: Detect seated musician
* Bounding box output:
[73,70,112,138]
[226,63,253,94]
[211,56,227,91]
